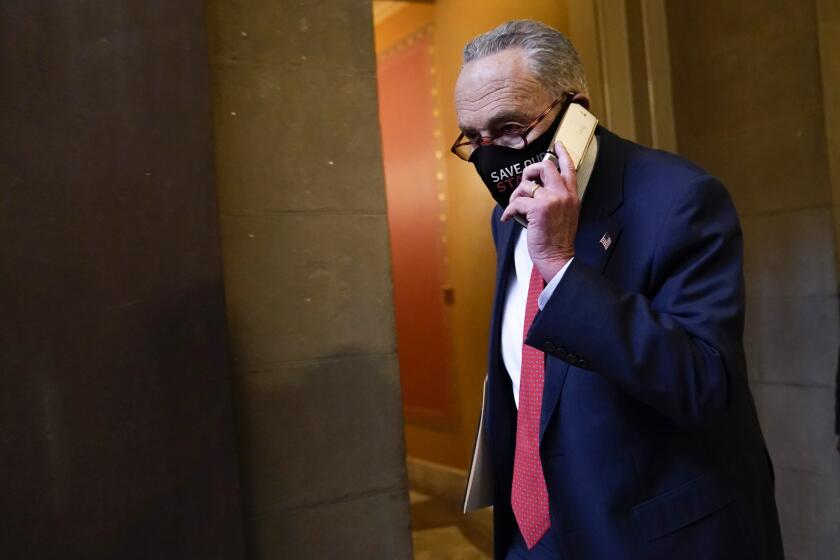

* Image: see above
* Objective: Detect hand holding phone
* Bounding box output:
[501,135,583,281]
[512,103,598,227]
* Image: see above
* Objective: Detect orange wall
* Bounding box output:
[375,1,570,469]
[377,27,455,423]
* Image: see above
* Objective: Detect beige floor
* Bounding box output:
[409,490,493,559]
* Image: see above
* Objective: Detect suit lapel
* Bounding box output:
[485,211,519,447]
[574,216,623,273]
[539,126,627,444]
[494,216,519,292]
[490,213,519,362]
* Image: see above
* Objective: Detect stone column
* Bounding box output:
[205,1,413,557]
[0,2,244,558]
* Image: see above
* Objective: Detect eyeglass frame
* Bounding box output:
[450,91,576,161]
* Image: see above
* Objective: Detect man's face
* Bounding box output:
[455,48,556,145]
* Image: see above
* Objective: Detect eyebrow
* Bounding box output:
[459,110,532,134]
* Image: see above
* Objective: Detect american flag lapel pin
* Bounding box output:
[599,232,612,251]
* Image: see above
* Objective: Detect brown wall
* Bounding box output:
[0,2,244,558]
[666,1,840,557]
[817,0,840,266]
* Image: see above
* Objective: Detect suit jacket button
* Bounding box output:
[543,341,556,353]
[566,353,578,363]
[555,346,568,358]
[577,359,589,368]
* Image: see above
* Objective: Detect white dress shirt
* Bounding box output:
[500,137,600,408]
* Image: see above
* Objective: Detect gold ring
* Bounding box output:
[529,183,541,197]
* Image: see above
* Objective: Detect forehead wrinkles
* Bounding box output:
[456,75,547,129]
[460,73,540,102]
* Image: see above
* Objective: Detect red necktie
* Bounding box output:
[511,266,551,549]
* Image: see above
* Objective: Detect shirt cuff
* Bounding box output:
[537,257,574,310]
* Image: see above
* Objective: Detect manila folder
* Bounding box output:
[463,375,494,513]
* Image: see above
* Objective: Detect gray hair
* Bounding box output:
[462,20,588,98]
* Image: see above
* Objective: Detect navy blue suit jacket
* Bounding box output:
[484,127,784,558]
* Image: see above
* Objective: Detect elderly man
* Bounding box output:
[454,20,784,559]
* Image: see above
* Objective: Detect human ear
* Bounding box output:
[571,93,591,109]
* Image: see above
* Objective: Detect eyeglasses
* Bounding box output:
[450,92,574,161]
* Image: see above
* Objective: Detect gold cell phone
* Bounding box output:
[515,103,598,227]
[544,103,598,175]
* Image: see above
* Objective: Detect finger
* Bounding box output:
[553,141,578,196]
[537,157,565,194]
[508,179,540,205]
[522,159,565,194]
[522,161,546,184]
[500,196,537,222]
[507,180,530,204]
[501,196,535,222]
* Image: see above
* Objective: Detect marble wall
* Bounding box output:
[667,1,840,557]
[205,1,413,557]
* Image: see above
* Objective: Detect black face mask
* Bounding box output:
[468,105,566,211]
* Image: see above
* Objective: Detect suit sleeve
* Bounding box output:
[526,176,744,428]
